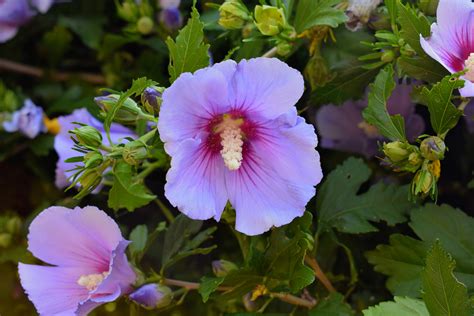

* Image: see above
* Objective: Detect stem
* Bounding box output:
[138,129,157,143]
[137,161,161,179]
[262,47,278,58]
[154,199,175,223]
[458,98,471,111]
[305,256,336,293]
[138,112,158,123]
[0,58,106,85]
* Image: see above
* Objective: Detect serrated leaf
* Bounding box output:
[317,158,413,234]
[108,162,156,212]
[199,276,225,303]
[166,7,210,83]
[420,75,464,137]
[362,65,407,141]
[398,56,448,83]
[367,204,474,297]
[129,224,148,258]
[309,293,355,316]
[294,0,347,33]
[396,2,431,55]
[422,242,472,316]
[363,297,429,316]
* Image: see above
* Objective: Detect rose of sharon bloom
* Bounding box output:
[2,99,46,139]
[316,84,424,158]
[0,0,54,43]
[420,0,474,97]
[158,57,323,236]
[18,206,136,315]
[54,108,136,189]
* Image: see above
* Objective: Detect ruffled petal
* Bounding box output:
[0,24,19,43]
[31,0,54,13]
[158,64,233,153]
[164,137,228,220]
[229,58,305,120]
[27,206,123,269]
[18,263,90,316]
[460,78,474,97]
[225,111,322,235]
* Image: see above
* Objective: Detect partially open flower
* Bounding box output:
[18,206,136,315]
[420,0,474,96]
[129,284,173,309]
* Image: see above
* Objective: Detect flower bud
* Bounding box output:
[412,169,435,197]
[129,284,173,309]
[218,0,250,30]
[254,5,286,36]
[71,125,103,148]
[78,168,103,194]
[212,259,238,277]
[160,8,183,31]
[383,141,410,163]
[141,87,163,115]
[122,141,148,165]
[381,50,395,63]
[6,216,21,234]
[304,54,334,90]
[276,41,293,56]
[137,16,154,35]
[383,141,422,173]
[84,151,104,169]
[0,233,12,248]
[95,94,143,125]
[117,1,140,22]
[420,136,446,161]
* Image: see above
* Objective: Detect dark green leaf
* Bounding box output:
[422,242,472,316]
[309,293,355,316]
[396,2,431,55]
[294,0,347,33]
[199,276,225,303]
[166,7,210,83]
[129,224,148,258]
[398,56,448,83]
[362,65,407,141]
[30,135,55,156]
[363,297,429,316]
[59,16,105,49]
[317,158,413,234]
[108,162,156,212]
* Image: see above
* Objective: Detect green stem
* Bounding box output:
[137,161,162,180]
[138,112,158,123]
[458,98,471,111]
[138,129,157,143]
[154,199,175,223]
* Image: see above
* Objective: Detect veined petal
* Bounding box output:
[18,263,90,316]
[27,206,123,269]
[225,112,322,235]
[164,137,228,220]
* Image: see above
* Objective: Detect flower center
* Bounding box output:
[77,271,109,292]
[464,53,474,82]
[216,115,244,171]
[357,121,380,138]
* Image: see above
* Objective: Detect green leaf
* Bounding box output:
[30,134,55,156]
[396,2,431,55]
[422,242,472,316]
[199,276,225,303]
[166,7,210,83]
[317,158,413,234]
[398,56,448,83]
[362,65,406,141]
[129,224,148,258]
[420,74,464,137]
[367,204,474,297]
[59,16,105,49]
[309,293,355,316]
[294,0,347,33]
[108,162,156,212]
[363,297,429,316]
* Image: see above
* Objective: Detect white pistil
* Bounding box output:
[464,53,474,82]
[77,271,109,291]
[220,127,244,171]
[357,121,380,138]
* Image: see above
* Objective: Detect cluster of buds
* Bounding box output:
[95,93,158,125]
[383,136,446,200]
[116,0,155,35]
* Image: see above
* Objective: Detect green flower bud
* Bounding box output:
[254,5,286,36]
[0,233,12,248]
[122,141,148,165]
[6,216,21,234]
[276,41,293,56]
[381,50,395,63]
[71,125,103,148]
[84,151,104,169]
[218,0,250,30]
[304,54,334,90]
[420,136,446,161]
[79,168,103,194]
[212,259,238,277]
[383,141,410,163]
[95,94,143,125]
[383,141,423,173]
[117,1,140,22]
[411,160,440,199]
[137,16,154,35]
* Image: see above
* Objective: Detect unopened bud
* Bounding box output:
[212,260,238,277]
[95,94,143,125]
[122,141,148,165]
[420,136,446,161]
[141,87,163,115]
[137,16,154,35]
[129,284,173,309]
[381,50,395,63]
[383,141,410,163]
[79,168,103,193]
[71,125,102,148]
[0,233,12,248]
[218,0,250,30]
[84,151,104,169]
[254,5,286,36]
[117,1,139,22]
[276,41,293,56]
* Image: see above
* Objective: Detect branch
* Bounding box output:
[305,256,336,293]
[0,58,106,85]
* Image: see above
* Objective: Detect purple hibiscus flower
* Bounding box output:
[54,108,136,189]
[0,0,54,43]
[158,57,323,236]
[2,99,46,139]
[316,84,425,158]
[158,0,182,30]
[18,206,136,315]
[420,0,474,97]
